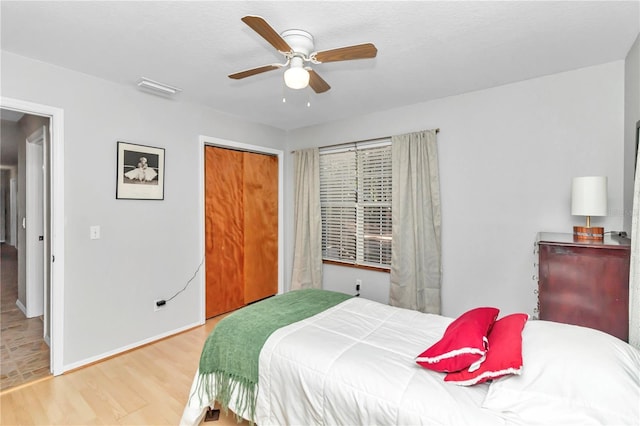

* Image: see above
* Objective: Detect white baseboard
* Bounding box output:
[16,299,27,316]
[62,320,204,373]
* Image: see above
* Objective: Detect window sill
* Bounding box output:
[322,260,391,273]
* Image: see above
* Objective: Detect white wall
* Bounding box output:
[1,51,286,369]
[286,61,625,318]
[624,34,640,232]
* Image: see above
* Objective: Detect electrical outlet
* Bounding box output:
[154,299,166,312]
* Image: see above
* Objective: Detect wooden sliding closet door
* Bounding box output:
[204,146,278,318]
[205,147,245,318]
[243,152,278,304]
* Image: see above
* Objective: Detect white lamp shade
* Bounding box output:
[284,66,309,90]
[571,176,608,216]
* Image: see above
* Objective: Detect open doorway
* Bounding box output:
[0,97,65,390]
[0,110,51,391]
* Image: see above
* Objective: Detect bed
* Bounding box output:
[181,289,640,425]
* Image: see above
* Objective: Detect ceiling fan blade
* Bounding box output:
[313,43,377,63]
[241,15,292,53]
[308,69,331,93]
[229,64,282,80]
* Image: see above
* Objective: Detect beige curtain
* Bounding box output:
[389,129,442,314]
[291,148,322,290]
[630,150,640,348]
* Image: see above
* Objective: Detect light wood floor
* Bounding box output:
[0,315,250,426]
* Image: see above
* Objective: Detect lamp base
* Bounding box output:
[573,226,604,241]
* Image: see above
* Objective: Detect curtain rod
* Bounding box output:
[290,128,439,154]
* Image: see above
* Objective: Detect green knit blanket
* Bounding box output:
[192,289,352,422]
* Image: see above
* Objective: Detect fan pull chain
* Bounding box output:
[282,80,287,103]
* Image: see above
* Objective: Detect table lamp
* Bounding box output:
[571,176,607,241]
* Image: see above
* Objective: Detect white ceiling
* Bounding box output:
[1,1,639,131]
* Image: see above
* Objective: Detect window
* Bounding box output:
[319,141,392,269]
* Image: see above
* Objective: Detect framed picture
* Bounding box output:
[116,141,165,200]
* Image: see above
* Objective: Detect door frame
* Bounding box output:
[198,135,284,323]
[1,97,65,375]
[10,177,17,247]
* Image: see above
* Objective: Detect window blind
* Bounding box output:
[320,141,391,268]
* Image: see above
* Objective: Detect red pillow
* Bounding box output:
[444,313,529,386]
[416,307,499,372]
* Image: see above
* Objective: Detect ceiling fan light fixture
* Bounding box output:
[230,16,376,94]
[284,65,309,90]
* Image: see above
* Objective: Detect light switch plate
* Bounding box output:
[90,225,101,240]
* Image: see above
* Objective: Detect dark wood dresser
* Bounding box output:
[537,232,631,341]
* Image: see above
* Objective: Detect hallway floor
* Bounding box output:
[0,243,50,391]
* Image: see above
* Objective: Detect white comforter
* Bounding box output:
[254,297,504,425]
[181,297,504,425]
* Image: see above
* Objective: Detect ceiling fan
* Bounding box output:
[229,15,378,93]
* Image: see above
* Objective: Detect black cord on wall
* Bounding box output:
[156,257,204,307]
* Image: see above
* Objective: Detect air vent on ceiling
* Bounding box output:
[137,77,182,96]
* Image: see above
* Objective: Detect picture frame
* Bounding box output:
[116,141,165,200]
